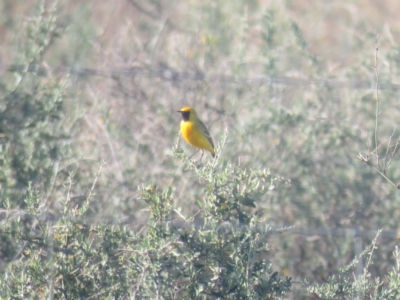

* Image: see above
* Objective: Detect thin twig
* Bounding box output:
[385,127,397,170]
[374,34,380,168]
[371,165,399,189]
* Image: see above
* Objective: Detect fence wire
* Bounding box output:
[3,63,400,91]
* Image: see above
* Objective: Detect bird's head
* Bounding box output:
[177,107,196,121]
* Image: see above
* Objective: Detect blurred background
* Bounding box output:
[2,0,400,297]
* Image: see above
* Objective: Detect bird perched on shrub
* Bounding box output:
[177,107,215,160]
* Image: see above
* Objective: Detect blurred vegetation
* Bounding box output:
[1,0,400,298]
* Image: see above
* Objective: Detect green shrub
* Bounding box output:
[1,157,293,299]
[2,1,400,299]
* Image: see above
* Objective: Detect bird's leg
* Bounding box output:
[199,150,204,162]
[188,149,199,160]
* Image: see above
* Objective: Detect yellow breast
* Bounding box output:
[180,121,214,154]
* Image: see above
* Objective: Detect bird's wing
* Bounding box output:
[197,119,214,148]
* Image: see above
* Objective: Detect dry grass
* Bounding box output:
[2,0,400,298]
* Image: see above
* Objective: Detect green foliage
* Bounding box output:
[0,0,95,281]
[0,161,293,299]
[0,1,68,204]
[3,0,400,299]
[308,233,400,300]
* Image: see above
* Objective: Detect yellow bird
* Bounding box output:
[177,107,215,159]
